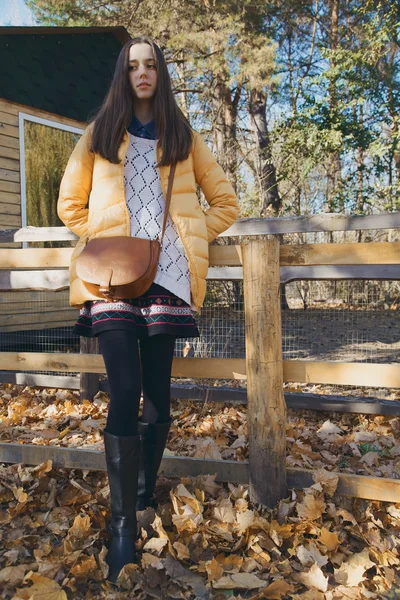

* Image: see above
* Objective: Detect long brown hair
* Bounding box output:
[90,36,193,166]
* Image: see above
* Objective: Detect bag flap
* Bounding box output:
[76,237,157,286]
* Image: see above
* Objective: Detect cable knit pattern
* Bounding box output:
[124,133,192,306]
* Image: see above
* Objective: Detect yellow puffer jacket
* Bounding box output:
[58,124,239,311]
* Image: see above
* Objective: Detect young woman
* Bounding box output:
[58,36,239,583]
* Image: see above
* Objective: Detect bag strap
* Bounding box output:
[159,164,176,244]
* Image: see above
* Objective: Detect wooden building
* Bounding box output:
[0,26,130,341]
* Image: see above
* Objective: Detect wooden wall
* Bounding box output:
[0,97,84,236]
[0,290,78,334]
[0,98,83,332]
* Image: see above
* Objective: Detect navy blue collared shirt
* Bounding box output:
[127,115,156,140]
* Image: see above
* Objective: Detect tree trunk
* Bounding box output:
[175,51,189,119]
[213,76,239,190]
[387,43,400,212]
[248,89,281,217]
[355,104,365,214]
[327,0,342,211]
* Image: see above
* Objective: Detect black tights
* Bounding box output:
[98,329,176,436]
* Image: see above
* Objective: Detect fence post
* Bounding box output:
[80,337,99,402]
[241,237,287,506]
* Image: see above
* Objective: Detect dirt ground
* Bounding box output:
[191,308,399,365]
[281,308,399,364]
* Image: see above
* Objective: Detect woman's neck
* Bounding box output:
[132,101,154,125]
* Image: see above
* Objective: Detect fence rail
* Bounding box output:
[0,243,399,291]
[1,211,399,243]
[1,353,399,388]
[1,241,400,267]
[0,443,397,503]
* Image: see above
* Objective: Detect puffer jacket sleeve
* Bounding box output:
[57,124,94,238]
[192,132,240,243]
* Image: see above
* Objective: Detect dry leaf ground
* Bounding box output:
[0,383,399,599]
[0,383,399,479]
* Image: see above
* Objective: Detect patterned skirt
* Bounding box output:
[72,283,200,339]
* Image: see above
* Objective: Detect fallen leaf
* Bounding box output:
[241,557,260,573]
[277,498,296,522]
[173,541,190,560]
[293,563,328,592]
[269,520,293,544]
[235,497,248,512]
[143,536,168,555]
[172,484,203,514]
[213,572,267,589]
[291,591,325,600]
[70,554,98,579]
[0,564,30,587]
[312,468,339,496]
[336,508,358,525]
[206,558,224,582]
[296,543,328,567]
[334,549,375,586]
[97,545,109,579]
[37,563,62,579]
[260,579,295,598]
[2,548,19,563]
[172,512,200,534]
[359,452,380,467]
[215,553,243,573]
[317,420,343,435]
[214,498,236,523]
[151,513,170,539]
[141,552,163,569]
[67,514,91,539]
[388,505,400,519]
[14,573,67,600]
[33,460,53,477]
[12,487,28,504]
[195,473,221,497]
[193,437,222,459]
[116,563,140,590]
[319,527,340,552]
[296,494,326,520]
[235,509,256,533]
[163,554,208,598]
[353,431,377,443]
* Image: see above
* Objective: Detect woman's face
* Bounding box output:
[128,43,158,101]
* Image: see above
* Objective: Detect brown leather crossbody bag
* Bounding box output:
[76,164,176,301]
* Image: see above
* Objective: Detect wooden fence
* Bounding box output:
[0,212,400,505]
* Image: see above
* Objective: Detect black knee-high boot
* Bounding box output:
[104,430,140,583]
[136,418,171,511]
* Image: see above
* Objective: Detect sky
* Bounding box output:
[0,0,37,25]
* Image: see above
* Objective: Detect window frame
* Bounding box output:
[19,112,85,236]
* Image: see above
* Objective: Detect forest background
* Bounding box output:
[25,0,400,220]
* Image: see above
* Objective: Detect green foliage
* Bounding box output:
[27,0,400,216]
[238,181,261,218]
[358,443,384,456]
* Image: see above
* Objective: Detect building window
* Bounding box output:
[19,113,84,247]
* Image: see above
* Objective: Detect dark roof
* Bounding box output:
[0,27,131,123]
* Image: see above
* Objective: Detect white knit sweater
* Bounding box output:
[124,133,193,307]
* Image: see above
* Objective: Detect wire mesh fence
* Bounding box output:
[0,278,398,400]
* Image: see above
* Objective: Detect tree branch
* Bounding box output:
[126,0,146,28]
